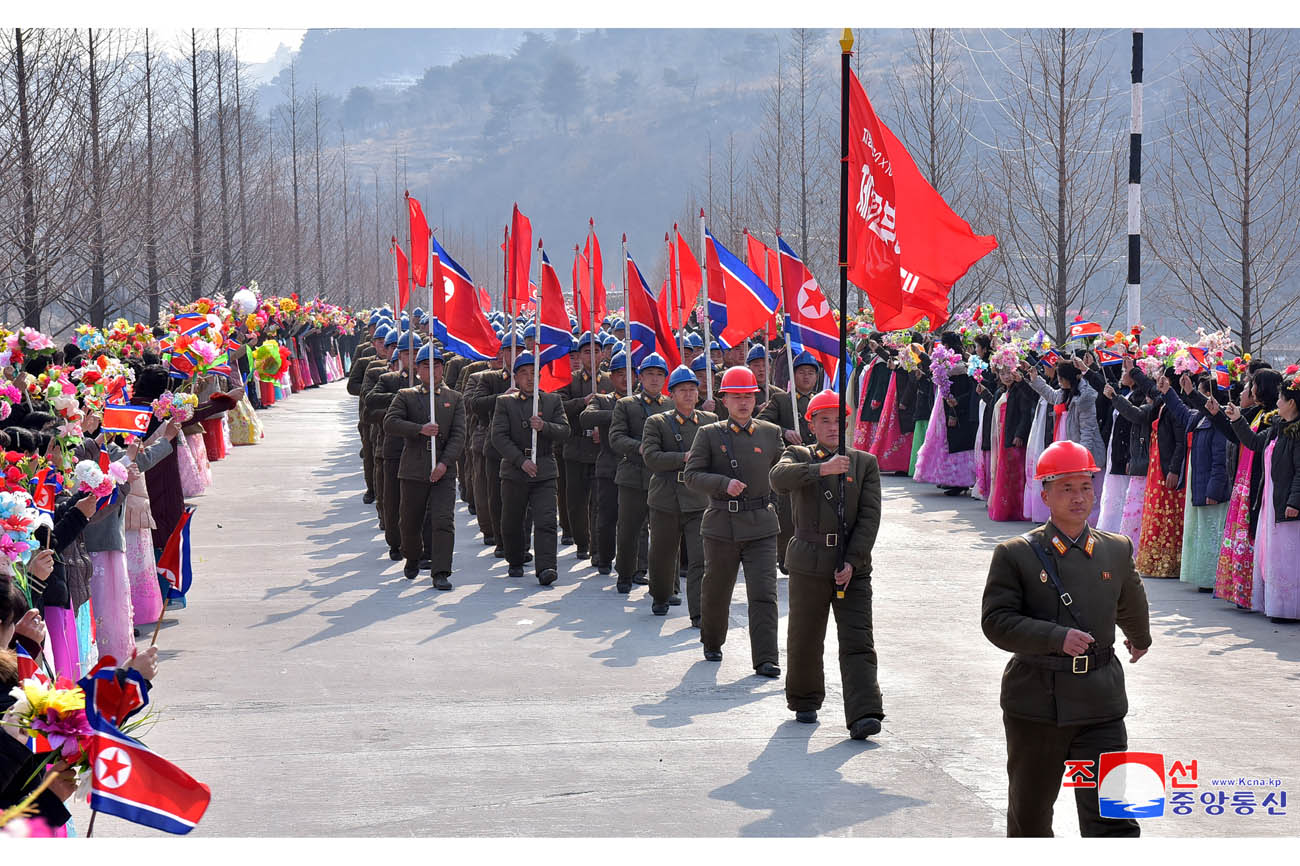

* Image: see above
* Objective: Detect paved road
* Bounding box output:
[73,382,1300,836]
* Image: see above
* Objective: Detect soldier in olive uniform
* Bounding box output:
[580,353,631,575]
[351,322,390,504]
[384,345,466,587]
[560,332,608,560]
[770,390,884,738]
[455,347,495,540]
[361,328,400,529]
[746,344,789,418]
[684,365,786,676]
[366,331,421,561]
[451,343,491,522]
[610,353,672,593]
[981,440,1151,838]
[761,351,822,574]
[490,351,571,585]
[467,335,521,555]
[642,365,716,622]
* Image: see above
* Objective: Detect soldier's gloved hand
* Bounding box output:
[725,478,747,497]
[783,430,802,445]
[430,463,447,484]
[420,422,438,437]
[1124,639,1148,663]
[522,459,539,478]
[1061,628,1095,656]
[818,454,850,477]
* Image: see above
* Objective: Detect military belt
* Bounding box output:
[710,494,774,513]
[657,468,688,483]
[1013,645,1114,674]
[795,527,841,548]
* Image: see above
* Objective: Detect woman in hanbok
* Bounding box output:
[1160,374,1232,590]
[908,345,934,476]
[1210,369,1282,608]
[1026,357,1107,523]
[869,363,914,474]
[1126,365,1188,577]
[1226,369,1300,622]
[987,367,1036,521]
[1100,373,1152,553]
[1093,365,1138,535]
[974,366,999,500]
[852,337,892,450]
[914,333,979,493]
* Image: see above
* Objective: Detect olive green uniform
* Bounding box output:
[770,443,883,727]
[610,390,672,590]
[360,359,393,528]
[580,392,622,571]
[454,358,490,517]
[365,369,409,555]
[466,367,511,551]
[348,346,377,498]
[981,522,1152,838]
[760,388,816,571]
[384,383,466,576]
[684,416,785,669]
[642,408,716,620]
[559,369,609,556]
[490,389,571,577]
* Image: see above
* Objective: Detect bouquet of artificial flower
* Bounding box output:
[929,345,965,400]
[151,391,197,423]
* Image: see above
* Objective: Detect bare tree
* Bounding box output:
[214,29,231,291]
[233,31,249,284]
[1150,28,1300,356]
[312,86,326,295]
[750,38,784,241]
[992,28,1124,342]
[143,29,160,322]
[282,60,303,295]
[185,28,205,300]
[339,122,351,307]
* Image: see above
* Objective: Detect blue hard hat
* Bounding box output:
[396,332,423,352]
[690,354,716,373]
[612,318,626,330]
[709,340,723,352]
[568,315,578,327]
[368,312,383,325]
[501,331,524,350]
[413,307,425,318]
[384,328,400,346]
[685,332,704,349]
[638,353,669,374]
[668,365,697,390]
[792,350,820,370]
[609,352,628,372]
[513,351,536,372]
[419,314,430,326]
[416,344,440,364]
[379,306,393,317]
[523,324,537,339]
[373,324,394,343]
[575,331,595,350]
[746,344,767,364]
[599,333,616,347]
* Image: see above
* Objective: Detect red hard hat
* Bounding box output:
[804,389,849,421]
[718,366,760,394]
[1034,440,1101,482]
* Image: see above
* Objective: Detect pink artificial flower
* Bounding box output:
[21,327,54,351]
[0,534,30,561]
[31,707,94,761]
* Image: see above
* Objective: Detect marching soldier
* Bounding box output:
[580,352,630,575]
[610,353,672,593]
[384,345,466,587]
[684,365,785,676]
[349,318,386,504]
[641,365,716,623]
[981,440,1151,837]
[769,390,884,738]
[761,350,822,573]
[466,334,520,556]
[361,327,400,529]
[746,344,788,417]
[490,351,571,586]
[452,344,492,522]
[366,330,421,562]
[560,332,608,561]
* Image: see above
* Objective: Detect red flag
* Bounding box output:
[509,205,533,314]
[675,229,701,324]
[393,239,410,311]
[846,70,904,318]
[704,229,780,348]
[407,193,431,287]
[871,120,998,331]
[573,246,592,328]
[477,286,491,312]
[538,250,573,392]
[583,225,607,324]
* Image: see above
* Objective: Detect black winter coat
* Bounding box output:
[1231,413,1300,526]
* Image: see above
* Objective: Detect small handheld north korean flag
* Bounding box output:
[1097,348,1124,367]
[1213,365,1232,389]
[1068,319,1103,341]
[102,403,153,437]
[1038,349,1062,367]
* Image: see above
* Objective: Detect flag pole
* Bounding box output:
[587,220,597,390]
[621,233,631,397]
[430,237,438,471]
[505,226,515,374]
[836,28,854,600]
[778,231,799,435]
[699,209,713,403]
[404,191,415,387]
[392,237,400,343]
[672,224,687,363]
[533,239,543,458]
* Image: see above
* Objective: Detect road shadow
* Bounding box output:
[632,660,781,728]
[708,721,925,836]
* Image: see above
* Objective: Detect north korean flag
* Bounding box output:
[80,659,151,728]
[431,237,500,361]
[778,237,846,391]
[1097,348,1124,367]
[30,466,61,517]
[157,504,196,605]
[626,251,681,369]
[171,313,210,337]
[1068,319,1104,341]
[102,403,154,437]
[167,352,197,380]
[1184,345,1209,373]
[15,642,48,686]
[1038,349,1062,367]
[1212,365,1232,389]
[537,250,574,391]
[87,723,211,834]
[704,228,780,347]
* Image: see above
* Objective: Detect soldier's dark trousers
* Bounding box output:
[594,476,618,566]
[399,477,457,575]
[700,534,779,668]
[615,485,650,583]
[371,431,385,526]
[776,494,793,569]
[1002,714,1139,838]
[459,452,474,509]
[565,461,594,553]
[474,452,498,542]
[786,570,883,726]
[382,458,402,552]
[649,508,704,620]
[556,449,571,537]
[500,477,558,573]
[360,423,376,496]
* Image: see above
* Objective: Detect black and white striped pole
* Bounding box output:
[1127,29,1143,330]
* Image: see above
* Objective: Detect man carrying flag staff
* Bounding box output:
[610,354,672,594]
[684,365,785,676]
[385,345,465,587]
[559,332,609,562]
[490,351,570,586]
[580,352,632,576]
[770,390,885,738]
[366,331,422,564]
